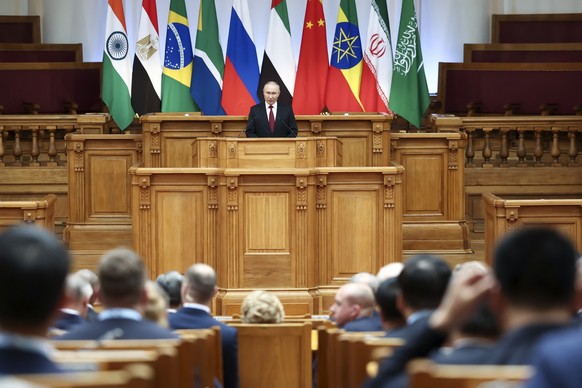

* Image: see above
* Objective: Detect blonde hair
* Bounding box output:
[241,290,285,323]
[144,280,169,327]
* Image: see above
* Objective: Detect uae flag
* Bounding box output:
[293,0,328,115]
[132,0,162,116]
[360,0,392,113]
[324,0,364,112]
[258,0,295,106]
[102,0,135,130]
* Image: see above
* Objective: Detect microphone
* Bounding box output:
[276,118,298,137]
[241,116,256,137]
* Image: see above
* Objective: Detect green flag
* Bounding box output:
[162,0,199,112]
[389,0,430,128]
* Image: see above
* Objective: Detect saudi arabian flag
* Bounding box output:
[389,0,430,128]
[102,0,135,130]
[162,0,199,112]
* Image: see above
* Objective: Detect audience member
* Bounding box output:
[376,262,404,283]
[241,290,285,324]
[365,227,578,388]
[330,282,383,331]
[52,273,93,332]
[76,268,100,321]
[386,254,451,342]
[144,280,170,328]
[169,263,239,388]
[375,278,406,333]
[351,272,380,292]
[57,248,177,341]
[0,225,70,374]
[156,270,184,313]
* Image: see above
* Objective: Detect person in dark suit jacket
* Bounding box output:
[385,254,452,342]
[169,263,239,388]
[57,248,178,341]
[329,282,383,332]
[51,273,93,332]
[364,227,578,388]
[245,81,297,138]
[0,225,70,374]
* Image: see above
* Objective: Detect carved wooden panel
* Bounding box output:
[88,155,132,218]
[162,135,196,167]
[400,153,445,218]
[330,189,378,280]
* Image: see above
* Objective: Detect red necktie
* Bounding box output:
[268,105,275,132]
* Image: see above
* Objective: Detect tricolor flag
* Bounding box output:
[258,0,295,106]
[360,0,392,113]
[102,0,135,130]
[221,0,260,115]
[293,0,328,115]
[191,0,225,115]
[161,0,198,112]
[132,0,162,116]
[324,0,364,112]
[390,0,430,128]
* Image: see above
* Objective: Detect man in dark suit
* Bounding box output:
[364,227,578,388]
[0,225,70,374]
[245,81,297,138]
[57,248,178,341]
[51,273,92,332]
[385,254,451,342]
[169,263,239,388]
[329,282,383,332]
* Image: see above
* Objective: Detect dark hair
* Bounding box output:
[0,225,70,327]
[459,302,500,339]
[98,248,146,306]
[398,254,451,310]
[375,277,405,322]
[494,227,577,309]
[156,271,183,308]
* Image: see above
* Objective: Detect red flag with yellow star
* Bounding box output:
[324,0,364,112]
[293,0,328,114]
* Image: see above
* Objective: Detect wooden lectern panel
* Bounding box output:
[88,156,132,218]
[401,153,445,217]
[331,189,379,278]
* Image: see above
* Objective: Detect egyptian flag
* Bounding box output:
[132,0,162,115]
[258,0,295,106]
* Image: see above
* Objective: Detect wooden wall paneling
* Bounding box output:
[483,193,582,264]
[0,194,57,231]
[391,133,470,253]
[65,134,142,272]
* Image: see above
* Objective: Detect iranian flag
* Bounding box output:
[102,0,135,130]
[360,0,392,113]
[258,0,296,106]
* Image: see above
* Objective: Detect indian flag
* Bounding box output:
[102,0,135,130]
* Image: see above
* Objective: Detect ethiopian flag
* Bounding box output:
[102,0,135,130]
[162,0,198,112]
[324,0,364,112]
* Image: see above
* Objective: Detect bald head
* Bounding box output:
[183,264,217,304]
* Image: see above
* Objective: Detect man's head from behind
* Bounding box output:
[98,248,147,309]
[494,227,578,310]
[330,282,376,327]
[398,254,452,314]
[182,263,217,305]
[0,225,70,331]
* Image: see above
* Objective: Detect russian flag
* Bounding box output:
[221,0,260,115]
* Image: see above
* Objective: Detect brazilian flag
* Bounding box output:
[161,0,199,112]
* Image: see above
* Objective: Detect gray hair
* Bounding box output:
[241,290,285,324]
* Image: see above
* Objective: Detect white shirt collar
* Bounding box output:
[98,308,142,321]
[60,308,82,316]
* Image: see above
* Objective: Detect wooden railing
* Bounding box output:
[0,113,111,167]
[431,115,582,167]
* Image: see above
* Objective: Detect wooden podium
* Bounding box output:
[131,137,403,315]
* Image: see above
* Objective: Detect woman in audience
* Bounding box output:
[241,290,285,323]
[144,280,170,328]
